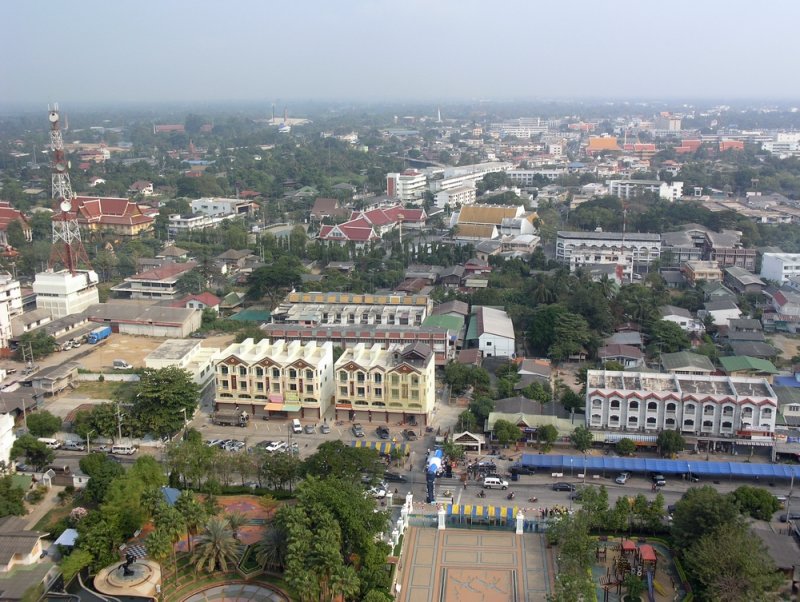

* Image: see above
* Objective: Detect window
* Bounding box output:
[591,414,601,423]
[272,368,280,378]
[722,406,734,416]
[289,384,297,392]
[721,421,732,430]
[592,399,602,407]
[221,366,229,375]
[647,401,658,411]
[683,419,694,428]
[665,418,675,427]
[610,399,620,409]
[666,402,676,412]
[339,371,348,382]
[391,388,399,399]
[762,408,773,417]
[609,415,620,424]
[703,405,715,415]
[629,401,639,410]
[305,385,314,394]
[411,376,419,386]
[646,417,657,426]
[239,366,247,376]
[339,386,348,396]
[257,383,264,391]
[742,407,753,417]
[374,373,382,384]
[375,388,382,397]
[357,372,365,383]
[789,404,800,412]
[220,380,229,389]
[271,383,280,392]
[255,367,264,377]
[289,369,297,379]
[391,375,400,385]
[306,370,314,379]
[685,404,695,413]
[702,420,713,430]
[628,416,638,424]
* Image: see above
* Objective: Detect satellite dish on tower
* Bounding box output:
[49,111,59,123]
[60,199,72,213]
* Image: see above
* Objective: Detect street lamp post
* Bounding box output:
[86,430,96,455]
[687,462,691,482]
[180,408,188,438]
[582,452,587,484]
[570,458,574,478]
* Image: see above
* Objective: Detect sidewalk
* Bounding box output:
[25,485,65,530]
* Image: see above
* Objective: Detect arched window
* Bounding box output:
[628,416,638,424]
[666,402,676,412]
[702,420,713,429]
[685,404,695,413]
[646,417,657,426]
[683,419,694,428]
[721,421,732,430]
[665,418,675,427]
[647,401,658,411]
[610,399,620,409]
[629,401,639,410]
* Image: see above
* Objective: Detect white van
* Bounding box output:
[482,476,509,490]
[113,359,133,370]
[111,444,137,455]
[291,419,302,434]
[37,438,61,450]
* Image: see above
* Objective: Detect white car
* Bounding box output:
[266,441,287,453]
[615,472,630,484]
[368,486,387,499]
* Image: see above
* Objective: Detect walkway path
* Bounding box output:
[26,485,65,530]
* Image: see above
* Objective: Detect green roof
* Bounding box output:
[661,351,715,372]
[465,315,479,342]
[422,314,464,332]
[719,355,778,374]
[229,308,271,322]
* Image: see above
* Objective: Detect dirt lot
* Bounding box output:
[768,333,800,361]
[197,333,237,350]
[78,334,168,371]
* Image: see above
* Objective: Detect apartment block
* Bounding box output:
[271,291,431,327]
[760,253,800,284]
[334,342,435,425]
[683,260,722,286]
[607,179,684,201]
[585,370,777,438]
[555,231,661,271]
[214,338,334,420]
[386,169,427,203]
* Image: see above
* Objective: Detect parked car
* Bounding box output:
[190,332,207,339]
[402,429,417,441]
[320,423,331,434]
[510,464,535,476]
[304,424,315,434]
[5,368,16,374]
[368,485,387,499]
[780,512,800,522]
[63,441,86,451]
[352,423,365,438]
[383,471,407,483]
[377,425,390,439]
[482,476,509,490]
[651,474,666,487]
[552,482,576,492]
[569,488,586,501]
[615,472,630,484]
[266,441,287,453]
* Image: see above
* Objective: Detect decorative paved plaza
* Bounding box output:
[397,528,550,602]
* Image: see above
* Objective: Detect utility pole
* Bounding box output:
[786,473,795,531]
[116,406,123,442]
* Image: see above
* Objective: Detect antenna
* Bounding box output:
[47,104,91,274]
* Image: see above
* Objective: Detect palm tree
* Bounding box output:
[192,516,239,573]
[146,527,173,571]
[174,492,207,553]
[255,525,287,572]
[225,511,248,541]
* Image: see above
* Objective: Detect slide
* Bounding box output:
[646,570,656,602]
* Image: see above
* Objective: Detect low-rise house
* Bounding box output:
[156,245,189,261]
[701,281,737,302]
[465,306,515,358]
[729,340,779,359]
[723,266,765,295]
[0,517,48,572]
[128,180,154,196]
[701,299,742,327]
[0,202,31,249]
[604,331,645,350]
[719,356,778,383]
[659,305,705,333]
[215,249,255,273]
[310,197,349,221]
[439,265,465,288]
[598,344,645,368]
[661,351,715,375]
[432,300,470,319]
[172,292,221,313]
[29,361,80,396]
[145,339,218,387]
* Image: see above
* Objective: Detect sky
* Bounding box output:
[2,0,799,106]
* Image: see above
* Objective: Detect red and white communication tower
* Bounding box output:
[48,104,91,274]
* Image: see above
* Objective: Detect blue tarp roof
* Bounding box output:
[519,454,800,480]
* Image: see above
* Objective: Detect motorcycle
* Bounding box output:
[477,490,486,498]
[528,496,538,503]
[507,491,515,500]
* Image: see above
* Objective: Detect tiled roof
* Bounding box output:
[130,261,197,282]
[0,202,30,233]
[55,196,154,227]
[458,205,519,226]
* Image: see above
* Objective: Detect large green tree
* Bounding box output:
[79,453,125,504]
[671,486,741,550]
[302,441,383,482]
[122,367,200,437]
[648,320,691,353]
[683,523,782,602]
[493,419,522,446]
[10,435,54,470]
[246,256,304,306]
[570,426,593,453]
[656,429,685,457]
[549,312,592,361]
[0,476,26,517]
[728,486,781,521]
[25,411,62,437]
[14,330,58,361]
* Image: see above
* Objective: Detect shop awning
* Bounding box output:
[349,440,410,455]
[268,393,283,403]
[282,404,302,412]
[264,403,284,411]
[447,504,516,520]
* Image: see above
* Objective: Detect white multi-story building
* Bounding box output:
[168,212,240,237]
[214,339,335,420]
[33,270,100,319]
[145,339,218,388]
[556,231,661,271]
[762,133,800,158]
[190,197,254,217]
[490,118,548,138]
[427,162,513,194]
[334,342,436,424]
[508,168,568,184]
[386,169,428,203]
[434,185,476,209]
[0,412,14,468]
[607,179,684,201]
[585,370,778,437]
[0,273,22,350]
[760,253,800,284]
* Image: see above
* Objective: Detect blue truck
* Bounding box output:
[87,325,112,344]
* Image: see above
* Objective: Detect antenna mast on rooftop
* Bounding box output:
[47,104,90,274]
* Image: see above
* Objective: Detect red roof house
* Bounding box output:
[54,196,154,236]
[0,202,31,249]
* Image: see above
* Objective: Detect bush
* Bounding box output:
[27,486,47,504]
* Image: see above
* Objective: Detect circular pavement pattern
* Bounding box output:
[182,582,289,602]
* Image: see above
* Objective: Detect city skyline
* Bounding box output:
[2,0,800,106]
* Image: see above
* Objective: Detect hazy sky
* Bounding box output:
[2,0,798,106]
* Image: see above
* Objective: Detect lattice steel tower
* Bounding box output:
[48,104,90,274]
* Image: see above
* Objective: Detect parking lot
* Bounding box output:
[77,334,167,371]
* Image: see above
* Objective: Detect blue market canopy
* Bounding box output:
[519,454,800,480]
[350,440,410,455]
